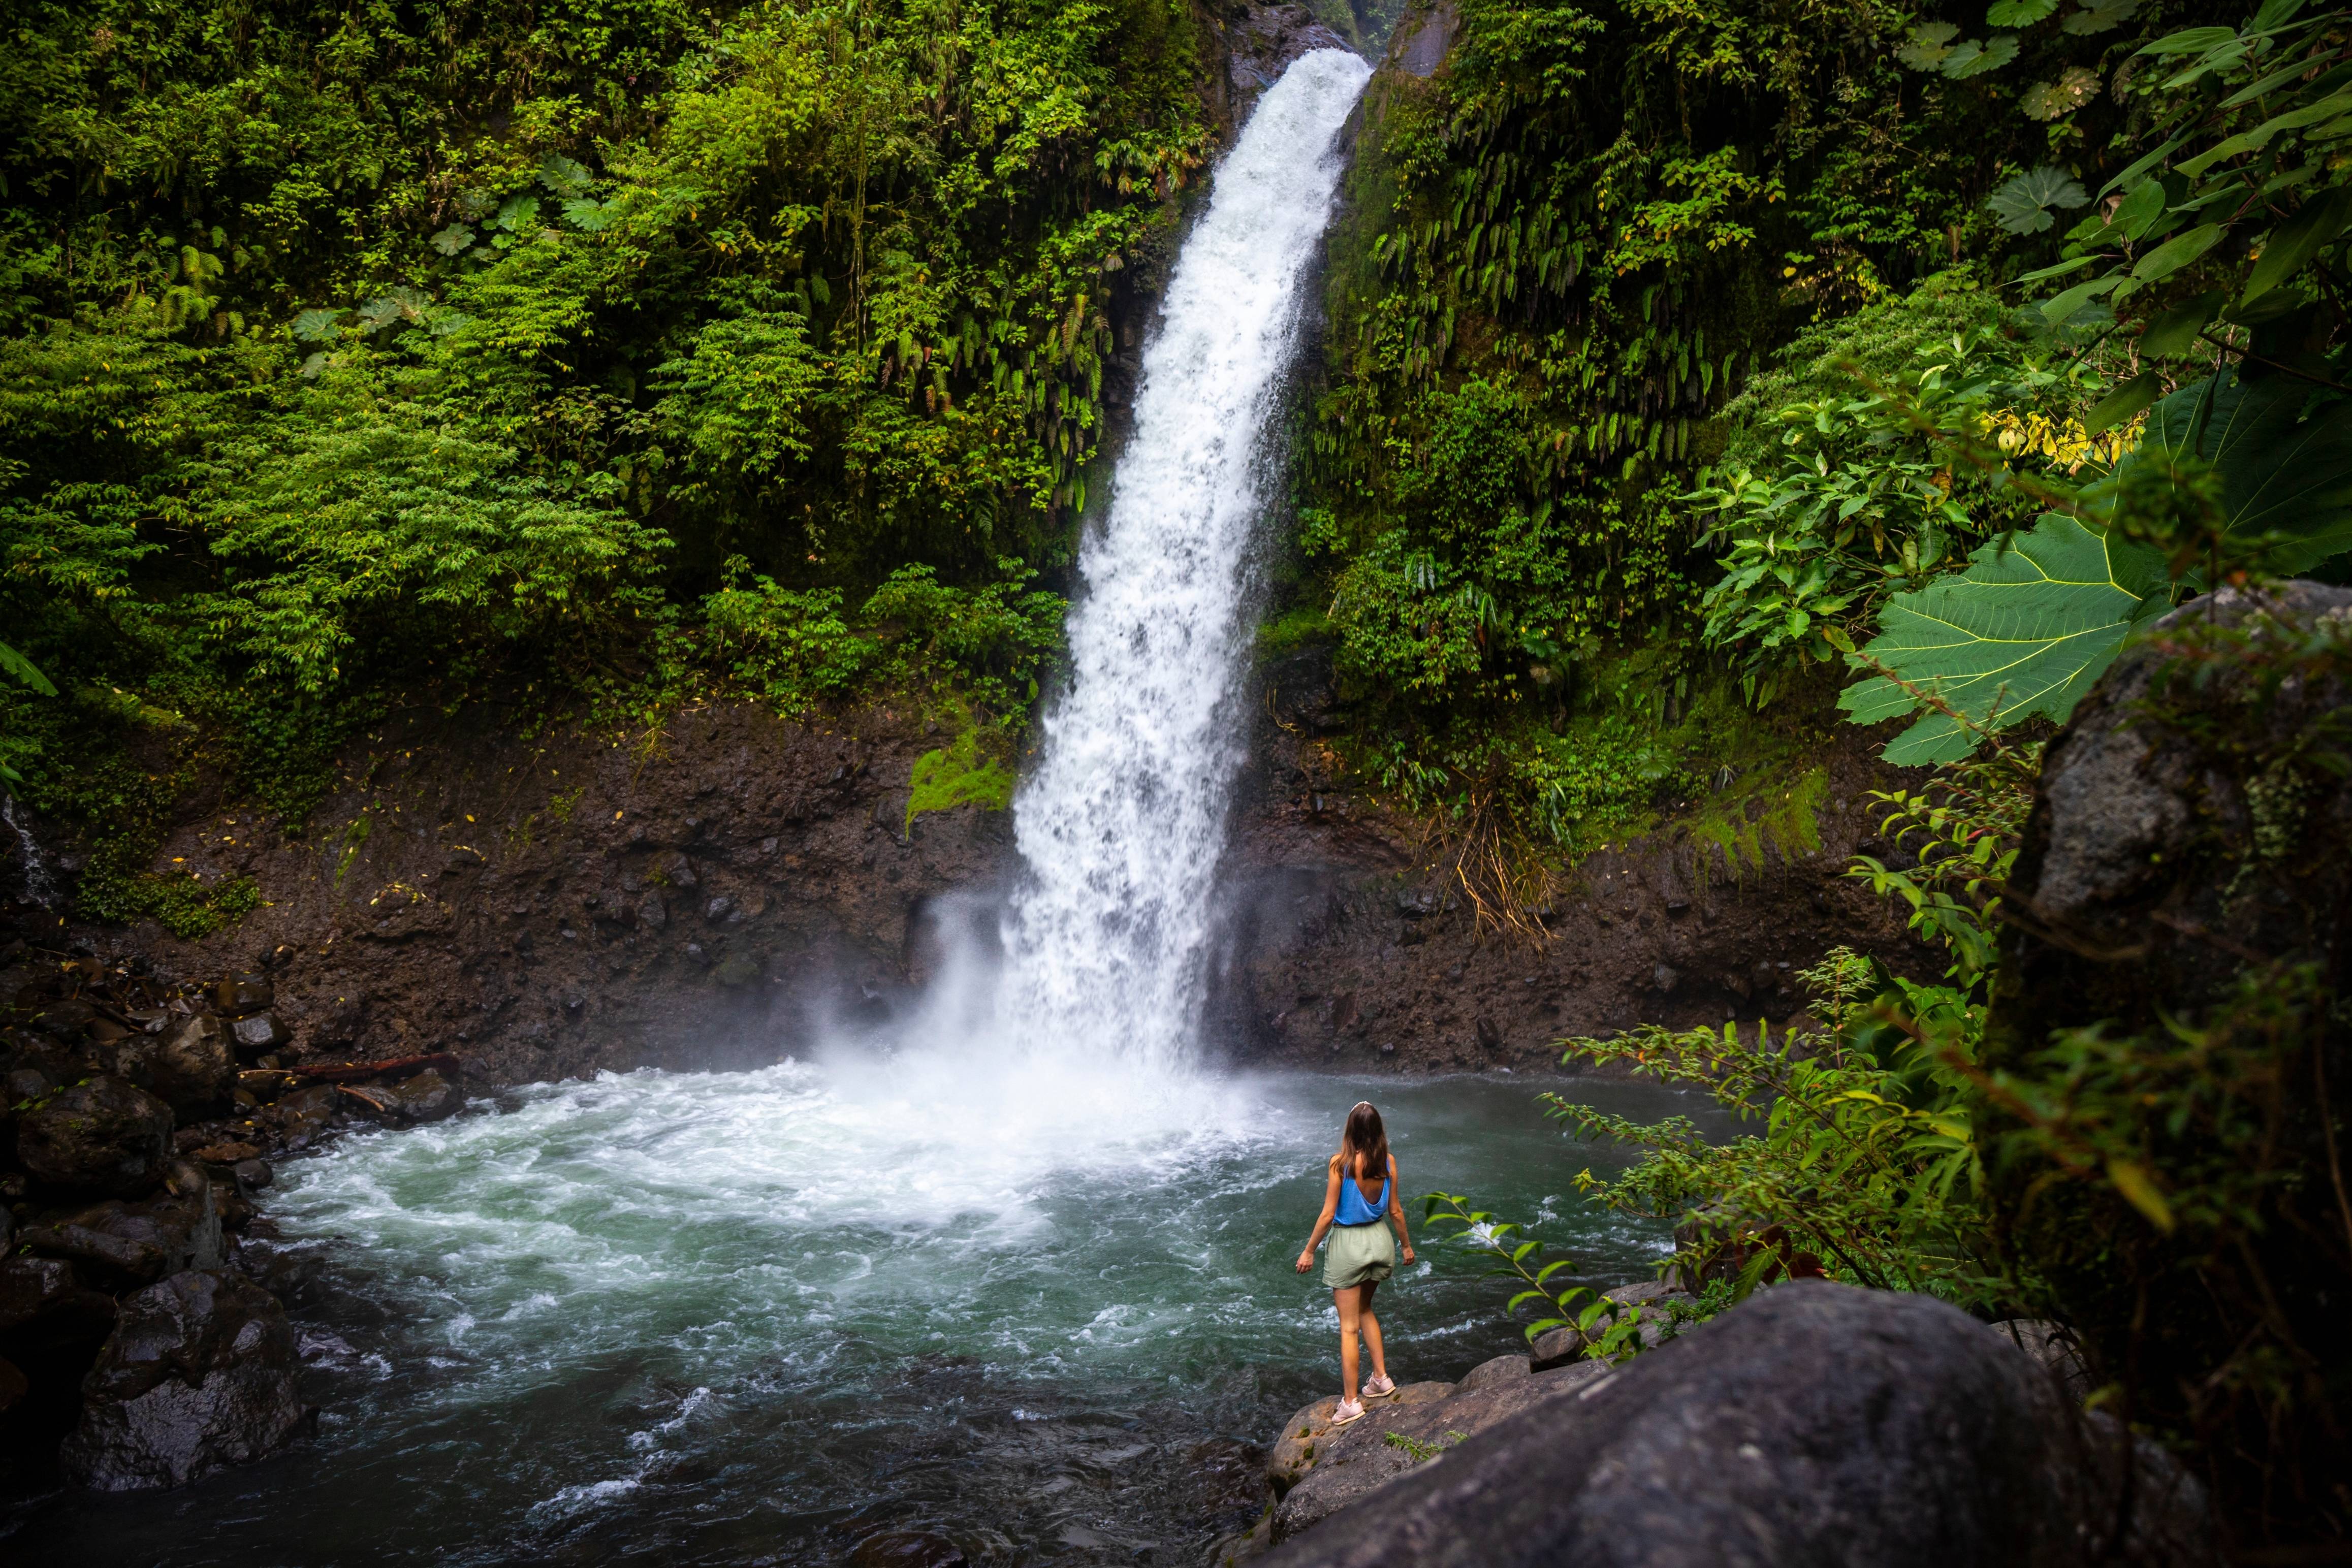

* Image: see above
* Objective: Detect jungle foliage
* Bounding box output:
[1285,0,2198,869]
[0,0,1209,872]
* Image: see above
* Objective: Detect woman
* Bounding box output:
[1295,1100,1416,1425]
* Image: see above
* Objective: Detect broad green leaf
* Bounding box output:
[2139,291,2223,356]
[2042,273,2121,321]
[2110,179,2167,240]
[2021,68,2100,120]
[0,641,54,697]
[2062,0,2140,33]
[2243,184,2352,302]
[1945,34,2020,78]
[2138,25,2239,57]
[2131,223,2222,283]
[1990,166,2089,234]
[1896,20,1960,69]
[2134,368,2352,572]
[537,154,593,198]
[1839,513,2171,764]
[2100,133,2188,198]
[1987,0,2057,22]
[2017,254,2096,283]
[2087,370,2162,435]
[429,222,475,257]
[291,307,343,342]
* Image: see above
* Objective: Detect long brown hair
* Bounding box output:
[1341,1101,1389,1188]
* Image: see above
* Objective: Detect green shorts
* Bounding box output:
[1323,1222,1396,1290]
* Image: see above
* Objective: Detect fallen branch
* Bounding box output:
[291,1052,461,1084]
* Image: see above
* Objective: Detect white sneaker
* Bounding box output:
[1363,1374,1396,1399]
[1330,1397,1365,1426]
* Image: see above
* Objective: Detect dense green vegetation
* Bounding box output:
[0,0,1209,912]
[1280,0,2352,890]
[1426,5,2352,1550]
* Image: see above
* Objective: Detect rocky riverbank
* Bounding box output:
[1222,1282,2216,1567]
[0,941,466,1494]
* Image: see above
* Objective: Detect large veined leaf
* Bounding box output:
[1840,514,2172,765]
[2133,368,2352,573]
[1990,166,2089,234]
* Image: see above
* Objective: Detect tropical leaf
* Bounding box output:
[2242,184,2352,303]
[537,153,593,198]
[2021,67,2101,120]
[1839,514,2172,765]
[1897,20,1961,69]
[1945,34,2020,78]
[291,307,343,342]
[2062,0,2141,33]
[0,641,55,697]
[429,222,475,257]
[1987,0,2058,23]
[1990,166,2089,234]
[2133,368,2352,573]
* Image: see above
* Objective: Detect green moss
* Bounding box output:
[905,725,1016,830]
[1256,603,1337,659]
[1684,766,1829,884]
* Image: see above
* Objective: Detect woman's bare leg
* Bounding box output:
[1334,1286,1361,1401]
[1359,1277,1388,1383]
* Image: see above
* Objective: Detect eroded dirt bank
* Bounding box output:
[6,667,1925,1084]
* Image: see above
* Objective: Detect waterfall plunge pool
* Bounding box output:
[15,1064,1726,1565]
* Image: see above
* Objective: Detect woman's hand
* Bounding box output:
[1401,1243,1416,1266]
[1295,1249,1315,1273]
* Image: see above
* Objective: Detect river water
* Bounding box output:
[24,1065,1714,1565]
[15,49,1722,1566]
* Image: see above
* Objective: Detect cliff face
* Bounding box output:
[1199,651,1928,1074]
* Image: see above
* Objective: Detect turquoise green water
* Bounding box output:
[13,1064,1722,1565]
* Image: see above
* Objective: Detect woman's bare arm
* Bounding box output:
[1388,1155,1415,1263]
[1295,1161,1343,1272]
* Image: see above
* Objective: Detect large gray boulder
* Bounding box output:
[60,1269,312,1490]
[16,1074,174,1195]
[1261,1281,2216,1568]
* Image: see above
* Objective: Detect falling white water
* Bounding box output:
[995,50,1370,1070]
[3,792,55,908]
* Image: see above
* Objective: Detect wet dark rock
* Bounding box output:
[0,1354,25,1413]
[232,1157,272,1192]
[0,1256,119,1340]
[1267,1381,1457,1497]
[1273,1363,1611,1542]
[229,1011,290,1056]
[265,1084,342,1149]
[18,1175,226,1289]
[16,1075,175,1196]
[705,894,736,922]
[1262,1281,2217,1568]
[636,890,668,930]
[211,974,274,1018]
[1395,886,1440,919]
[144,1014,235,1119]
[62,1268,312,1490]
[1389,0,1458,76]
[377,1068,463,1125]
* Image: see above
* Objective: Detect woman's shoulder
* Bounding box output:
[1326,1153,1345,1173]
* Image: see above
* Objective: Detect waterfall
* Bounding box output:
[993,49,1370,1070]
[3,793,56,909]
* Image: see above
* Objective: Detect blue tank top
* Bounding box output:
[1334,1160,1389,1225]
